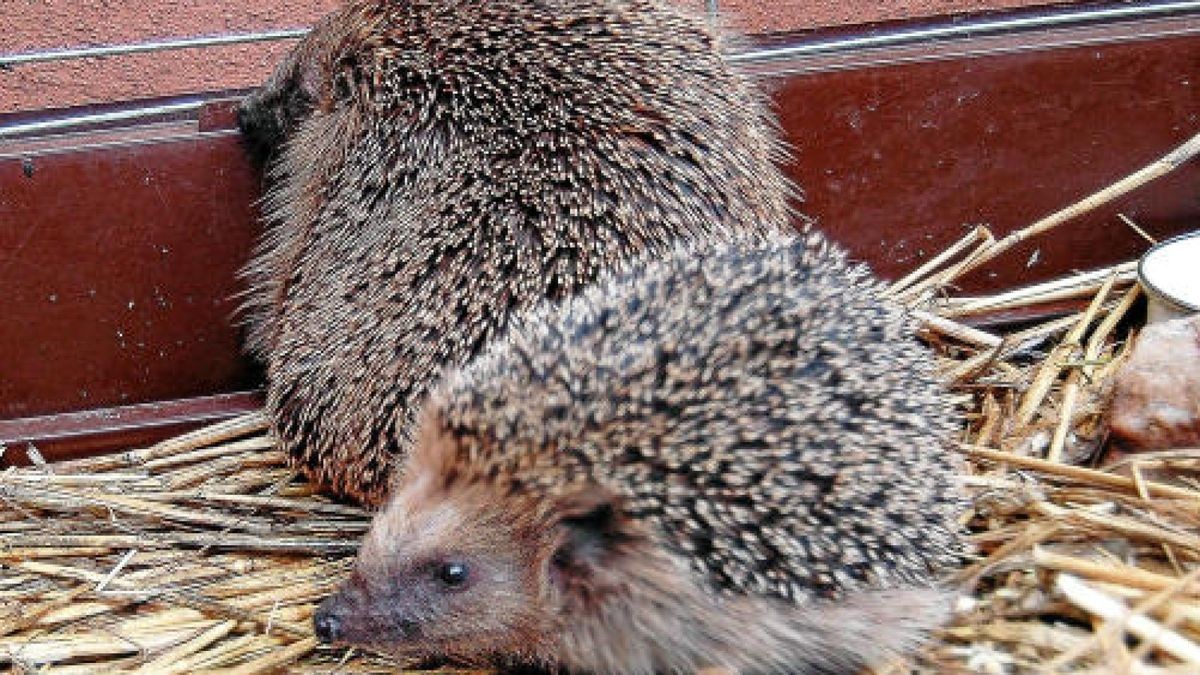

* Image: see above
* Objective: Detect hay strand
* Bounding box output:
[957,129,1200,277]
[5,132,1200,672]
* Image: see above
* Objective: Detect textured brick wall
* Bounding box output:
[2,0,1078,114]
[2,0,340,114]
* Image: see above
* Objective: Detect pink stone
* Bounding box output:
[1110,315,1200,450]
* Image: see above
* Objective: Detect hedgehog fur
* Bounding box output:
[314,231,968,674]
[236,0,793,505]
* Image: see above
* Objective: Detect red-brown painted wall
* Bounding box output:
[2,0,1080,114]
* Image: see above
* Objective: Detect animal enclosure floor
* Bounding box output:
[3,230,1200,672]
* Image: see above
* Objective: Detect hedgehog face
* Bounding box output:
[237,8,360,165]
[313,475,554,665]
[237,37,325,164]
[316,419,669,667]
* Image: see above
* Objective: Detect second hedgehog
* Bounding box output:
[315,233,967,674]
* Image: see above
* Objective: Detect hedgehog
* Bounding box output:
[234,0,793,505]
[313,231,968,674]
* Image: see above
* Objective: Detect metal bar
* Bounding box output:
[736,13,1200,75]
[0,100,204,140]
[0,392,264,466]
[731,0,1200,65]
[0,28,308,68]
[706,0,720,19]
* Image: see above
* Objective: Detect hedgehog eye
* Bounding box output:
[333,71,354,102]
[437,561,469,588]
[333,56,360,103]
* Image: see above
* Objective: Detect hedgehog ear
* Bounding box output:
[548,486,626,586]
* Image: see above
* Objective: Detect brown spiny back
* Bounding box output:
[430,232,967,602]
[237,0,793,505]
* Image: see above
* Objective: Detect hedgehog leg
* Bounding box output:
[782,587,955,673]
[704,587,954,674]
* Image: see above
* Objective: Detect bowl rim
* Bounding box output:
[1137,230,1200,313]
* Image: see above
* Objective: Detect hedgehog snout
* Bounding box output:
[313,596,344,643]
[234,92,265,138]
[315,575,427,647]
[313,580,373,644]
[235,94,283,168]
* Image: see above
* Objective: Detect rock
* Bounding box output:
[1109,314,1200,450]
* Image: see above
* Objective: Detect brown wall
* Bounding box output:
[2,0,1079,114]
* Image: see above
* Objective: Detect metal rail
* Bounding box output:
[2,1,1198,140]
[0,28,308,68]
[0,100,206,140]
[730,0,1200,66]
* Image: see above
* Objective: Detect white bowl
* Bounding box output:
[1138,230,1200,324]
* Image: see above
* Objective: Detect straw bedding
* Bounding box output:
[3,135,1199,673]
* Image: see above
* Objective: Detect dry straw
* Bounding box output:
[3,130,1199,672]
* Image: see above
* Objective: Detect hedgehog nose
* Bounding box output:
[313,604,342,643]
